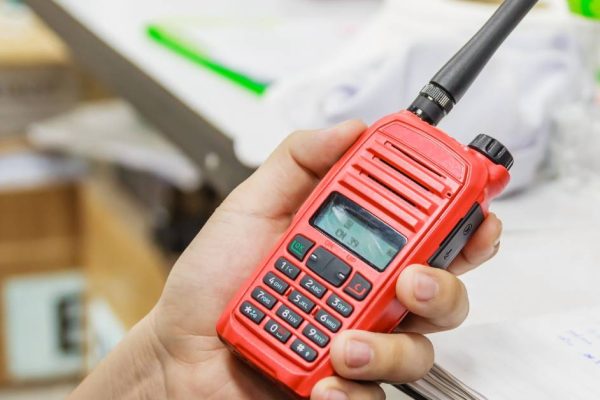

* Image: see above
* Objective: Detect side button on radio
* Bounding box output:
[429,203,484,269]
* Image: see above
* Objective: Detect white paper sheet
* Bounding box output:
[426,306,600,399]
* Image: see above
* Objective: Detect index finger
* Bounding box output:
[224,120,366,220]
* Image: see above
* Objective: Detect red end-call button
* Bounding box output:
[343,273,372,301]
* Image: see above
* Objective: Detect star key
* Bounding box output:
[239,301,265,324]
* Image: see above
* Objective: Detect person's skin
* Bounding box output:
[69,120,502,400]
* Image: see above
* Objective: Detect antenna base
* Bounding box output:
[408,83,455,126]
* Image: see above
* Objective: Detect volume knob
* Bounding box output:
[468,134,514,171]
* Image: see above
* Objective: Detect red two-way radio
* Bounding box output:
[217,1,538,398]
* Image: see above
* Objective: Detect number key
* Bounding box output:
[251,287,277,310]
[327,294,353,317]
[263,272,288,294]
[302,324,330,348]
[264,319,291,343]
[288,290,315,313]
[276,305,303,328]
[315,309,342,332]
[300,275,327,299]
[275,257,300,280]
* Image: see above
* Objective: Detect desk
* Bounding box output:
[24,0,380,195]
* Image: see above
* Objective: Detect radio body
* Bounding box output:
[216,110,510,398]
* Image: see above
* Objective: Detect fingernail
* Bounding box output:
[414,271,439,301]
[484,239,500,259]
[345,339,373,368]
[323,389,349,400]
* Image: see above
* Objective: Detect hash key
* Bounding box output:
[291,339,317,362]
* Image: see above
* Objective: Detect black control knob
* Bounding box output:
[468,134,514,171]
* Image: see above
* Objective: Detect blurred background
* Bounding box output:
[0,0,598,398]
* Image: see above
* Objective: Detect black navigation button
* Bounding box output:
[307,247,334,272]
[343,273,372,301]
[307,247,352,287]
[251,287,277,310]
[239,301,265,324]
[291,339,317,362]
[325,258,352,287]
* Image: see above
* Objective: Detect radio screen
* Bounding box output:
[311,193,407,271]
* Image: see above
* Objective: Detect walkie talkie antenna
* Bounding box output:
[409,0,539,126]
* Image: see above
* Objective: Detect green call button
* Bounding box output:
[288,235,315,261]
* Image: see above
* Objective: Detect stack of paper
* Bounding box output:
[396,306,600,399]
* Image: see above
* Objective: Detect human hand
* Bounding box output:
[69,121,502,400]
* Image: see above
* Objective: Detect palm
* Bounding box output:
[154,205,295,399]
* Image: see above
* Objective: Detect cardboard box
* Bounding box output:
[0,174,168,385]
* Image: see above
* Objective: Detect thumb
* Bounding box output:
[224,120,367,219]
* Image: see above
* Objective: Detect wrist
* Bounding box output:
[69,311,167,400]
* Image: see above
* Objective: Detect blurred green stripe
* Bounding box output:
[147,24,269,96]
[567,0,600,19]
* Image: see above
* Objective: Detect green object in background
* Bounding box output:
[567,0,600,19]
[147,24,269,96]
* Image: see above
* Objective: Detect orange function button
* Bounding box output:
[343,273,372,301]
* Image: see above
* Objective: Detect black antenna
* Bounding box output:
[408,0,538,126]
